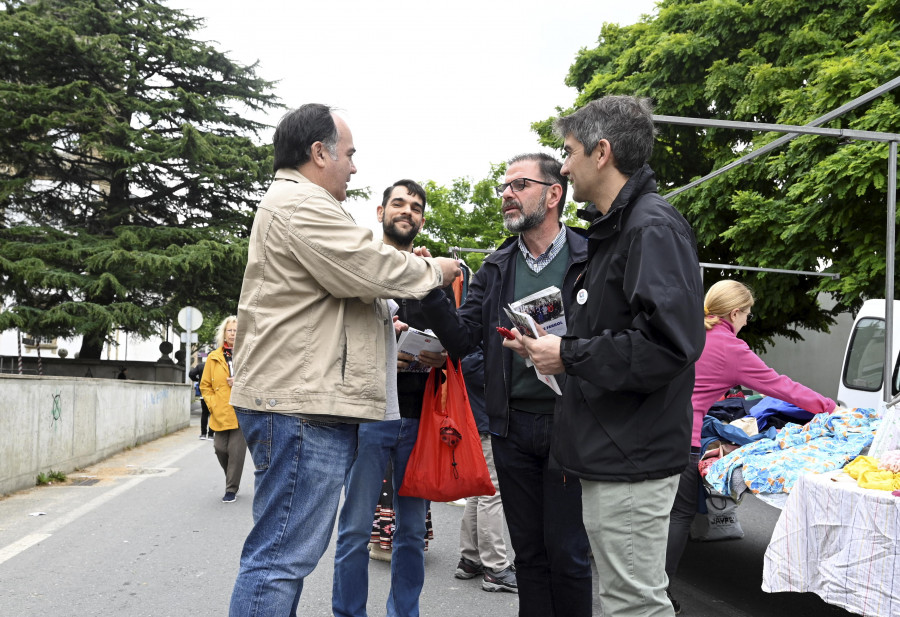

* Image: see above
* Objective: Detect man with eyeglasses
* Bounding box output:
[422,153,593,617]
[516,95,705,617]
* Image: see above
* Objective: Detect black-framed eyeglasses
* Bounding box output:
[745,311,754,322]
[495,177,554,197]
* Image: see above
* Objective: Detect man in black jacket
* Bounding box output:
[519,96,705,617]
[422,153,593,617]
[189,360,213,440]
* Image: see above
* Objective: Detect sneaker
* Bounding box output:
[368,542,392,562]
[482,565,517,593]
[454,557,483,580]
[199,434,207,440]
[222,492,236,503]
[667,588,682,615]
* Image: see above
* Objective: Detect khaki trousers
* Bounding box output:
[582,474,680,617]
[459,432,510,572]
[213,427,247,494]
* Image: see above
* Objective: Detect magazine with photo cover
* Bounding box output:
[508,285,566,336]
[500,307,562,395]
[503,306,539,339]
[396,327,444,373]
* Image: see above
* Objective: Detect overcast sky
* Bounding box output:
[171,0,659,231]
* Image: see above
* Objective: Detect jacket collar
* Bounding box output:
[712,318,737,336]
[273,167,340,205]
[484,226,588,272]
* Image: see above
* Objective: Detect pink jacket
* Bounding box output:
[690,320,835,447]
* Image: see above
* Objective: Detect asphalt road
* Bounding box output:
[0,407,860,617]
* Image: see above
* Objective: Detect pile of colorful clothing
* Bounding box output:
[704,406,880,500]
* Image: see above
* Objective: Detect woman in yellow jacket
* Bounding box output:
[200,316,246,503]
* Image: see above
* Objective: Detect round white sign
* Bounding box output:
[177,306,204,331]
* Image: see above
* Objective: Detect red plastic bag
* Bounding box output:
[398,359,495,501]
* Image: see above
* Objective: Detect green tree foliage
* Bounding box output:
[418,164,508,272]
[534,0,900,350]
[0,0,281,357]
[419,162,586,273]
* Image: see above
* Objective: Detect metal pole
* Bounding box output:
[699,263,840,279]
[660,75,900,198]
[184,310,193,385]
[884,141,898,404]
[653,115,900,142]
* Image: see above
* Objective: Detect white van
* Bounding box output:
[836,299,900,411]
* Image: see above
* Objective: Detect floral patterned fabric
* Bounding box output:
[704,406,880,499]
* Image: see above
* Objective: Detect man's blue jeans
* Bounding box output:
[491,409,593,617]
[229,409,357,617]
[333,417,427,617]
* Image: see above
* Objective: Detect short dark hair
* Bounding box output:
[553,96,656,177]
[506,153,568,214]
[272,104,340,172]
[381,179,427,209]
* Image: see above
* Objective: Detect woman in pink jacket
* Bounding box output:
[664,280,835,614]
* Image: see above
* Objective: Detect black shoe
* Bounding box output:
[482,565,517,593]
[454,557,483,579]
[222,492,236,503]
[667,588,682,615]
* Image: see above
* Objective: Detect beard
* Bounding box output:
[503,191,548,234]
[382,217,421,246]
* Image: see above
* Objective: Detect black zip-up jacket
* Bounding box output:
[555,164,705,482]
[421,227,589,437]
[395,296,440,419]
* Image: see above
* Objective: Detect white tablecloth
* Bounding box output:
[762,471,900,616]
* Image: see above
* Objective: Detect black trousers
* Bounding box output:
[491,409,593,617]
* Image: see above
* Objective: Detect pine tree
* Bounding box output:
[0,0,281,357]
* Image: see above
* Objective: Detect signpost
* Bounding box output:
[177,306,203,384]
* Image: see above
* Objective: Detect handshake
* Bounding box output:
[413,245,461,288]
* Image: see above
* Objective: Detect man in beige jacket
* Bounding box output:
[228,104,460,617]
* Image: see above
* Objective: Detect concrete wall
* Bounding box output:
[0,356,186,383]
[0,375,191,496]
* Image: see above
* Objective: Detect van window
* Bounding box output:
[894,355,900,397]
[843,317,888,392]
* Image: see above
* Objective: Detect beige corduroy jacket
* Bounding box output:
[230,168,443,421]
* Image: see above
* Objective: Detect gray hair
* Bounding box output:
[322,130,339,160]
[553,96,656,176]
[215,315,238,349]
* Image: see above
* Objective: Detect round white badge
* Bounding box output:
[577,289,589,305]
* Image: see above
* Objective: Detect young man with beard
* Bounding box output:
[421,154,593,617]
[517,96,705,617]
[332,179,449,617]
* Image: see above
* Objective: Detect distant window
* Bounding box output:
[21,335,58,351]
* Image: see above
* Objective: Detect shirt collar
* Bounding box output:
[517,225,567,273]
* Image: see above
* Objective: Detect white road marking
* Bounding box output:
[0,438,205,566]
